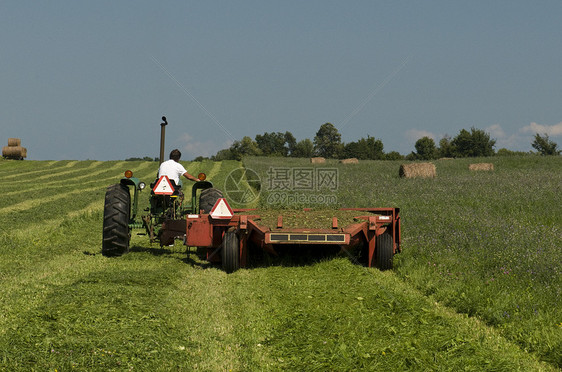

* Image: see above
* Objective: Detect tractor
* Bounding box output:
[101,116,223,257]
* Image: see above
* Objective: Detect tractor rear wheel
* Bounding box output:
[199,188,223,214]
[375,231,393,270]
[222,229,240,273]
[102,183,131,257]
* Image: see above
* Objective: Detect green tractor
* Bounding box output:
[101,117,223,256]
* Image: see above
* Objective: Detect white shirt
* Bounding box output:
[158,159,187,185]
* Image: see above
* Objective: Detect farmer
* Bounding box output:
[158,149,199,187]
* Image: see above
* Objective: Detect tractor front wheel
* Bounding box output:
[222,229,240,273]
[375,231,393,270]
[102,183,131,257]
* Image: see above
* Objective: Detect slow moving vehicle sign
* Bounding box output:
[209,198,234,219]
[153,175,175,195]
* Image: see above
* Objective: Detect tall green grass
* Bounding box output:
[245,155,562,367]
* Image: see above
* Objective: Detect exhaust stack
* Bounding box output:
[159,116,168,165]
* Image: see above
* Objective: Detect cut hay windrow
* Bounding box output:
[0,185,103,215]
[245,209,365,230]
[0,160,73,179]
[469,163,494,171]
[2,161,156,194]
[34,161,128,181]
[203,161,223,180]
[399,162,436,178]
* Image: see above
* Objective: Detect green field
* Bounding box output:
[0,156,560,371]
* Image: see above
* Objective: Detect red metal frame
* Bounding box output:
[184,208,401,268]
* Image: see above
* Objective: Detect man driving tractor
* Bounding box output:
[158,149,199,186]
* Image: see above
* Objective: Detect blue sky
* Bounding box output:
[2,1,562,160]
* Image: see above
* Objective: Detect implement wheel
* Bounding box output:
[375,231,393,270]
[222,229,240,273]
[102,184,131,257]
[199,188,223,214]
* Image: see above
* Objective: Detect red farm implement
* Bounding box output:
[184,202,401,272]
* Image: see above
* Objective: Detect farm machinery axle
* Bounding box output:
[102,117,401,272]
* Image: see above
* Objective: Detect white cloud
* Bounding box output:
[176,133,228,159]
[486,124,518,149]
[520,122,562,136]
[486,124,505,138]
[405,129,436,143]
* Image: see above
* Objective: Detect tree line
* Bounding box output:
[199,123,559,161]
[126,123,560,161]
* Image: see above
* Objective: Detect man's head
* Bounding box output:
[169,149,181,162]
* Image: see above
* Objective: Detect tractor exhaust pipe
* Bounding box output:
[159,116,168,165]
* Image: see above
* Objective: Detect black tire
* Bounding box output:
[375,231,394,270]
[102,184,131,257]
[199,188,223,214]
[222,229,240,273]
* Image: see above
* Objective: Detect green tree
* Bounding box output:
[313,123,342,158]
[531,133,560,155]
[254,131,297,157]
[212,148,234,161]
[343,136,384,160]
[291,138,314,158]
[438,135,455,158]
[193,155,210,162]
[496,148,530,156]
[254,132,288,156]
[226,136,262,160]
[284,132,297,156]
[451,127,496,157]
[414,136,438,160]
[384,151,404,160]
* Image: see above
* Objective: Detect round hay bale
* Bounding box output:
[340,158,359,164]
[469,163,494,171]
[2,146,24,159]
[310,157,326,164]
[399,162,436,178]
[8,138,21,146]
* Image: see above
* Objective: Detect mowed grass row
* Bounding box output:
[0,213,552,371]
[245,155,562,367]
[0,157,559,370]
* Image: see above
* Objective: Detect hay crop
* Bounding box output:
[2,146,26,159]
[3,138,27,159]
[8,138,21,146]
[469,163,494,171]
[310,157,326,164]
[340,158,359,164]
[248,209,364,229]
[399,162,436,178]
